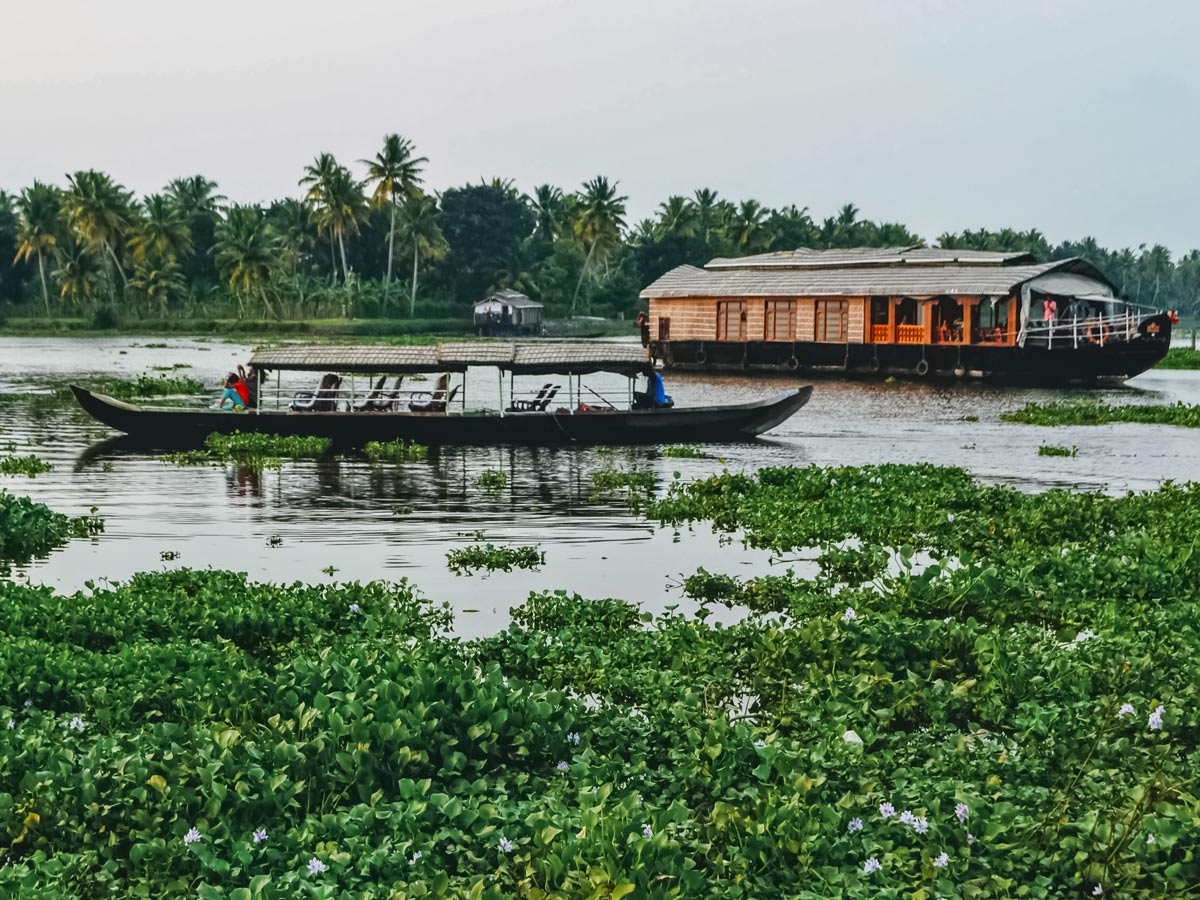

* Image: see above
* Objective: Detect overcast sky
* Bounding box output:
[3,0,1197,253]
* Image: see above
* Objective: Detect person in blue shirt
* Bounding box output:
[634,371,673,409]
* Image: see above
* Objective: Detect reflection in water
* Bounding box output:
[3,336,1200,635]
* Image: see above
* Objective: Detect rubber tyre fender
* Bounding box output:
[785,356,799,371]
[915,358,930,376]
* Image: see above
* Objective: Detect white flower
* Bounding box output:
[349,603,361,613]
[307,857,327,874]
[847,817,863,833]
[567,731,580,745]
[842,607,857,623]
[943,616,952,624]
[947,513,955,522]
[879,802,895,818]
[933,851,949,868]
[1118,703,1135,718]
[1073,629,1094,643]
[862,857,882,875]
[1093,885,1103,896]
[68,716,86,732]
[641,824,653,838]
[1146,833,1155,844]
[753,739,766,748]
[842,730,863,745]
[252,828,267,843]
[498,836,514,853]
[183,828,201,845]
[913,816,929,834]
[954,802,969,823]
[409,850,423,864]
[1148,705,1165,730]
[556,761,569,771]
[5,719,12,730]
[899,810,916,826]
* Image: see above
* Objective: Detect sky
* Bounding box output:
[3,0,1198,254]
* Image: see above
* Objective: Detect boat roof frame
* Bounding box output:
[248,341,654,377]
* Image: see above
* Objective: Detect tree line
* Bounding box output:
[1,134,1197,323]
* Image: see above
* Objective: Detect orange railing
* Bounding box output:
[896,325,924,344]
[871,324,890,343]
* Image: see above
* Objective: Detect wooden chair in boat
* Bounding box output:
[409,382,459,413]
[353,376,388,412]
[507,382,553,412]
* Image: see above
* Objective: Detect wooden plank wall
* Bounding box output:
[651,297,872,344]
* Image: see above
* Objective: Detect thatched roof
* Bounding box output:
[641,257,1113,300]
[249,342,650,376]
[475,289,542,310]
[706,246,1036,270]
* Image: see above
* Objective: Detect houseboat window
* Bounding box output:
[895,297,920,325]
[815,299,849,342]
[717,301,748,341]
[657,317,671,341]
[764,300,795,341]
[870,297,890,325]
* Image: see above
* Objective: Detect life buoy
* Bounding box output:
[785,356,799,371]
[694,350,707,365]
[915,359,930,376]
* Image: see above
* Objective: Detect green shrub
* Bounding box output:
[475,470,508,490]
[1003,400,1200,428]
[446,543,544,574]
[164,432,331,468]
[363,439,428,462]
[0,455,53,477]
[0,492,103,573]
[1038,444,1078,457]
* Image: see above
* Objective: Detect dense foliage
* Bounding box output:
[1155,348,1200,370]
[0,491,103,573]
[0,455,53,477]
[363,440,429,463]
[2,466,1198,898]
[88,373,207,400]
[1002,401,1200,428]
[445,544,546,575]
[3,138,1197,326]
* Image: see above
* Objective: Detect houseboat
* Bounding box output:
[639,247,1175,382]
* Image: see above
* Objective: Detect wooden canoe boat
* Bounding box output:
[70,384,812,447]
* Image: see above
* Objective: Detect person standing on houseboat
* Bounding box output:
[1043,297,1058,323]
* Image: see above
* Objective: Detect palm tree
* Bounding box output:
[165,176,225,218]
[301,155,367,285]
[726,200,767,255]
[129,255,186,319]
[693,188,721,241]
[571,176,627,312]
[528,185,564,243]
[300,153,342,281]
[656,195,699,238]
[491,238,540,297]
[268,198,314,315]
[212,205,280,318]
[395,192,447,317]
[130,194,192,263]
[63,170,134,292]
[361,134,428,290]
[13,182,61,315]
[52,237,100,308]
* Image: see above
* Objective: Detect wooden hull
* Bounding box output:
[70,385,813,448]
[651,314,1172,383]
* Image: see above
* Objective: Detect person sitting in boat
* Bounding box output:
[633,371,674,410]
[220,372,246,410]
[237,364,266,409]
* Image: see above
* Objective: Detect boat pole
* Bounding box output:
[498,370,504,418]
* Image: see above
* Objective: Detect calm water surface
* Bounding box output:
[2,336,1198,636]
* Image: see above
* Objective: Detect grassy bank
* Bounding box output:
[1155,347,1200,369]
[2,464,1198,897]
[1002,400,1200,428]
[0,316,475,340]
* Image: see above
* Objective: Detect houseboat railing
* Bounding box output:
[1021,310,1146,349]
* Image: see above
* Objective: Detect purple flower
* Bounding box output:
[847,818,863,834]
[409,850,423,864]
[913,816,929,834]
[183,828,201,845]
[68,716,86,732]
[899,810,916,827]
[1118,703,1135,718]
[1093,886,1103,896]
[556,761,569,771]
[862,857,882,875]
[307,857,327,875]
[933,851,949,868]
[1146,834,1156,844]
[642,824,653,838]
[954,802,969,823]
[5,719,12,730]
[1148,705,1164,730]
[349,603,361,614]
[23,700,32,708]
[879,802,895,818]
[842,607,857,623]
[499,836,514,853]
[567,731,580,746]
[252,828,267,843]
[967,833,975,845]
[753,739,766,748]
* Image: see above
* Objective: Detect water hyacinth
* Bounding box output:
[842,607,857,623]
[933,851,949,868]
[913,816,929,834]
[1093,885,1103,896]
[349,603,361,614]
[498,836,514,853]
[899,810,916,827]
[753,739,766,748]
[642,824,653,838]
[556,761,569,770]
[409,850,423,864]
[880,802,895,818]
[183,828,201,845]
[954,802,969,823]
[68,716,86,732]
[23,700,32,708]
[567,731,580,745]
[1119,703,1135,718]
[252,828,267,843]
[1148,705,1164,730]
[1146,834,1156,844]
[307,858,327,875]
[5,719,12,729]
[862,857,882,875]
[848,818,863,834]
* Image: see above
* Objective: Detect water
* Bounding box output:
[2,336,1199,636]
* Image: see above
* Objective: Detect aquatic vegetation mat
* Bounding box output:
[1154,347,1200,370]
[1002,399,1200,428]
[163,432,332,468]
[1037,444,1078,457]
[0,454,53,477]
[0,491,102,574]
[79,372,207,400]
[362,439,428,462]
[1,466,1199,898]
[446,543,545,574]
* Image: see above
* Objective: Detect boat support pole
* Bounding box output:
[498,370,504,418]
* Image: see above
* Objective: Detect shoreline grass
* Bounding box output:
[1002,400,1200,428]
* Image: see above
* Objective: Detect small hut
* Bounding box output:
[473,290,544,336]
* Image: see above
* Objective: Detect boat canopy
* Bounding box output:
[248,342,653,377]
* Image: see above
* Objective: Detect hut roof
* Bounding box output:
[640,257,1112,300]
[248,342,650,376]
[706,246,1036,270]
[475,289,543,309]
